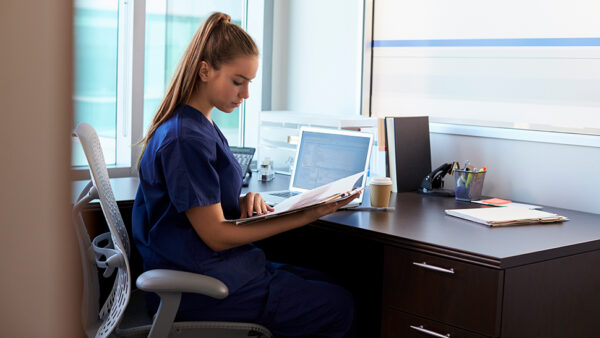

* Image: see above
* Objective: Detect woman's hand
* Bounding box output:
[307,191,361,220]
[239,192,274,218]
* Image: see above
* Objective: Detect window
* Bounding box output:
[72,0,119,166]
[369,0,600,141]
[72,0,252,176]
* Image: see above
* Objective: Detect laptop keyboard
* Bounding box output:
[270,191,301,198]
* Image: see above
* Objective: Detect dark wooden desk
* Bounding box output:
[319,193,600,337]
[74,174,600,338]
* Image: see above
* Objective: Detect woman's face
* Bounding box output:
[205,55,258,113]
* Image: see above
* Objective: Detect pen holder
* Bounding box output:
[454,169,486,201]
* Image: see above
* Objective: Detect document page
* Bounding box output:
[228,171,365,225]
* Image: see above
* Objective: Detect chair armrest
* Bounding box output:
[136,269,229,299]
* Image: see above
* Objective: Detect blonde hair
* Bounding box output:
[138,12,258,167]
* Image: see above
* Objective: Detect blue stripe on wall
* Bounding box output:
[373,38,600,47]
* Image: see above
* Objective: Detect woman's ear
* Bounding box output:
[198,61,210,82]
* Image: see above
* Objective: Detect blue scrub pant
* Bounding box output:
[170,262,355,337]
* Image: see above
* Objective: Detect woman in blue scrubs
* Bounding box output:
[133,12,358,338]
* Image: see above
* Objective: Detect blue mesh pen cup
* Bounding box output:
[454,169,486,201]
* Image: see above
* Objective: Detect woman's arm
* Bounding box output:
[185,193,359,252]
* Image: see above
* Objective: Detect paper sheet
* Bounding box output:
[445,207,568,227]
[228,171,365,225]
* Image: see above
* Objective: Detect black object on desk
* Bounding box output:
[385,116,431,192]
[418,162,457,197]
[230,146,255,187]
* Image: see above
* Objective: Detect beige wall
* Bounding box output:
[0,1,81,337]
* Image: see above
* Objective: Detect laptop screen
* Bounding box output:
[290,128,373,191]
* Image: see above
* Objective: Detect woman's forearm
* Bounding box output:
[186,196,356,252]
[186,203,317,252]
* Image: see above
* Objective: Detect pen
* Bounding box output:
[466,172,473,188]
[477,166,486,179]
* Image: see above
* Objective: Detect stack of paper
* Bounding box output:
[445,207,568,227]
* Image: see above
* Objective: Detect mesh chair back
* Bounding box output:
[73,123,132,338]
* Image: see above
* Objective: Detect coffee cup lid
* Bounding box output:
[370,177,392,185]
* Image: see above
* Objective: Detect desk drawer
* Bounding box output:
[383,246,502,336]
[383,309,488,338]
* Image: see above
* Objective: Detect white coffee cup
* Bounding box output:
[369,177,393,208]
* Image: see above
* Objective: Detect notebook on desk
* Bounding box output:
[261,127,373,207]
[445,207,568,227]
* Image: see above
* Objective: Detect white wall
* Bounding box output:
[0,1,81,337]
[271,0,363,115]
[431,133,600,214]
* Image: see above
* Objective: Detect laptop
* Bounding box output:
[262,127,373,207]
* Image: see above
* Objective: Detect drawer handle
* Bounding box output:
[412,261,455,274]
[410,325,451,337]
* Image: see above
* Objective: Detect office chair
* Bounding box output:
[72,122,272,338]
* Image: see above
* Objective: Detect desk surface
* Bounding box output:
[73,174,600,269]
[320,193,600,268]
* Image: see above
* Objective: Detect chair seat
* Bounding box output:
[115,290,272,338]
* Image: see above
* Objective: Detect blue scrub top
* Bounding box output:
[132,105,266,297]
